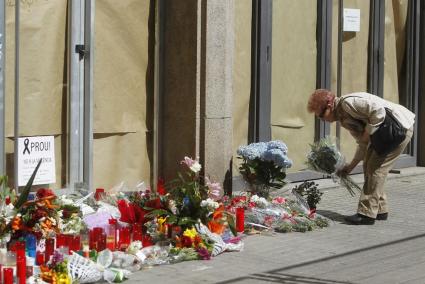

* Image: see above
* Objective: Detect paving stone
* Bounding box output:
[126,167,425,283]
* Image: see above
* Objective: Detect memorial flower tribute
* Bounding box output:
[0,150,330,283]
[237,140,293,198]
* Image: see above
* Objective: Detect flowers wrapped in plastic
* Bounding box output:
[237,140,293,198]
[306,137,361,196]
[237,194,329,234]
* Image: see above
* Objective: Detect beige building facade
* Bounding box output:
[2,0,424,193]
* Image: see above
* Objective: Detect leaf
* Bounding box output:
[145,209,171,218]
[14,159,42,210]
[167,215,177,224]
[177,217,197,226]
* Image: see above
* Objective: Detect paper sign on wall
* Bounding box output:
[343,8,361,32]
[18,136,56,186]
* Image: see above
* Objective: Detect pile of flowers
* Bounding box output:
[225,193,329,234]
[0,146,332,283]
[237,140,293,198]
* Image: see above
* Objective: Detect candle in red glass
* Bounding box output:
[132,223,143,241]
[118,227,131,250]
[94,188,105,201]
[236,207,245,232]
[45,238,55,263]
[56,234,64,248]
[71,235,81,252]
[17,252,26,284]
[3,268,13,284]
[142,234,153,247]
[107,218,118,250]
[63,234,73,254]
[15,241,25,261]
[97,233,107,252]
[89,230,96,250]
[36,251,45,265]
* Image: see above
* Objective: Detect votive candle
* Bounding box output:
[45,238,55,263]
[3,268,13,284]
[36,251,45,265]
[132,223,143,241]
[118,227,131,250]
[236,207,245,233]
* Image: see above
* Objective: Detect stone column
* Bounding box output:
[161,0,201,181]
[161,0,234,194]
[200,0,234,192]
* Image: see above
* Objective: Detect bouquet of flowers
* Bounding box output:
[292,181,323,210]
[0,160,42,242]
[146,157,236,235]
[306,137,361,196]
[237,140,292,198]
[239,194,329,233]
[11,188,61,239]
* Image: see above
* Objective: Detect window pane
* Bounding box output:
[331,0,370,160]
[93,0,154,190]
[271,0,317,172]
[233,1,252,176]
[5,0,68,189]
[383,0,408,105]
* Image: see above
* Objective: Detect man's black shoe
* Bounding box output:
[344,213,375,225]
[376,213,388,220]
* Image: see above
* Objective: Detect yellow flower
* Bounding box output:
[157,217,167,234]
[56,272,71,284]
[183,227,197,239]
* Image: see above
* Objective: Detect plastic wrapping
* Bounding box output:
[306,137,361,196]
[242,193,330,233]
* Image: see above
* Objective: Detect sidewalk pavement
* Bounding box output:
[127,167,425,284]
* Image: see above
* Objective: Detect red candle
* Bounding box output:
[56,234,65,248]
[97,233,107,252]
[94,188,105,201]
[3,268,13,284]
[89,229,96,250]
[132,223,143,241]
[45,238,55,263]
[17,254,26,284]
[142,234,153,247]
[107,218,118,250]
[71,235,81,252]
[118,227,131,250]
[236,207,245,233]
[36,251,45,265]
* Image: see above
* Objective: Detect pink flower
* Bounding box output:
[272,196,286,204]
[205,177,222,200]
[181,156,202,173]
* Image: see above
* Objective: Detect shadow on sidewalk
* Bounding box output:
[316,209,347,223]
[216,272,357,284]
[217,233,425,284]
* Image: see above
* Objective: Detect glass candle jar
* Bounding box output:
[236,207,245,233]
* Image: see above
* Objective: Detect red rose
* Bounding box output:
[157,178,166,196]
[145,198,162,210]
[36,188,55,199]
[181,235,193,248]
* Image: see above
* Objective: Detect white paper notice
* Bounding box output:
[343,8,361,32]
[18,136,56,186]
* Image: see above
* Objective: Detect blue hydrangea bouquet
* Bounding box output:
[237,141,292,198]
